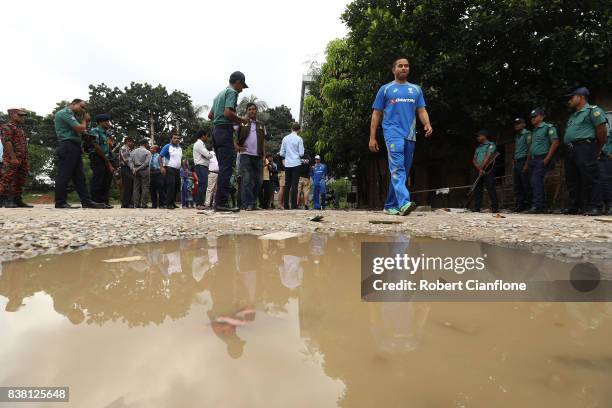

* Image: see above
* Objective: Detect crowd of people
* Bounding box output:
[0,66,610,215]
[0,72,330,211]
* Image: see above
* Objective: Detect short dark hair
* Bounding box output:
[291,123,301,132]
[125,136,134,142]
[392,57,410,68]
[170,132,180,137]
[246,102,257,110]
[71,98,84,105]
[195,129,208,139]
[139,139,148,146]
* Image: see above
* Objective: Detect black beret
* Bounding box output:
[95,114,112,122]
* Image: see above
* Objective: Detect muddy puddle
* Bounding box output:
[1,233,612,408]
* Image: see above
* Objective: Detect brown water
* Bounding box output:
[1,233,612,408]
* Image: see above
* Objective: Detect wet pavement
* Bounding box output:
[1,233,612,407]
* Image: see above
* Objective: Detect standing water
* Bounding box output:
[1,233,611,407]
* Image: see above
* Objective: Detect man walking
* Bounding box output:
[119,137,135,208]
[130,139,152,208]
[149,145,164,208]
[209,71,249,212]
[53,99,104,209]
[312,155,328,210]
[369,57,433,216]
[193,129,213,210]
[0,108,32,208]
[159,133,182,210]
[512,117,531,212]
[279,123,305,209]
[88,114,114,208]
[235,103,267,211]
[526,108,559,214]
[472,130,499,213]
[562,87,608,216]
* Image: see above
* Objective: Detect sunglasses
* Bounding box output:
[17,113,27,117]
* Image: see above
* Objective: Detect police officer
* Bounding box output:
[0,108,33,208]
[512,117,531,212]
[562,87,608,216]
[88,114,114,208]
[53,99,105,209]
[472,130,499,213]
[526,108,559,214]
[312,154,328,210]
[600,125,612,215]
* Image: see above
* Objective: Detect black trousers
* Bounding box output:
[283,166,300,209]
[164,167,180,207]
[260,180,272,209]
[565,141,602,211]
[120,165,133,207]
[150,171,165,208]
[512,157,531,210]
[212,125,236,207]
[90,155,113,204]
[473,170,498,212]
[55,140,91,205]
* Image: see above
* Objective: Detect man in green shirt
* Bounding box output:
[526,107,559,214]
[512,117,531,212]
[599,125,612,215]
[563,87,608,216]
[88,114,114,208]
[471,130,499,213]
[53,99,105,209]
[207,71,249,212]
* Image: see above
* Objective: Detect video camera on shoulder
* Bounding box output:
[82,131,96,154]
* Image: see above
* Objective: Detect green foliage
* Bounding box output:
[304,0,612,196]
[88,82,198,145]
[264,104,295,154]
[26,144,56,190]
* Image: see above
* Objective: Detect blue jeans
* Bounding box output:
[212,125,236,207]
[239,154,263,207]
[313,179,326,209]
[384,138,415,210]
[195,164,209,205]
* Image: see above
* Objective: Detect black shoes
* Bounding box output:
[215,205,240,213]
[4,198,16,208]
[559,208,581,215]
[526,207,547,214]
[55,203,78,209]
[584,208,603,217]
[82,201,106,209]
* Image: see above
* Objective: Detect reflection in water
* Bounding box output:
[0,234,611,407]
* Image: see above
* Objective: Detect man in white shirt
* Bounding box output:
[193,130,213,209]
[159,133,183,209]
[206,152,219,208]
[279,123,305,209]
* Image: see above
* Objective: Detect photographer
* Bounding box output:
[87,114,114,208]
[53,99,105,209]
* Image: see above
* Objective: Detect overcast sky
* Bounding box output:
[1,0,349,120]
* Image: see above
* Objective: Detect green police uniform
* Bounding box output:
[211,87,239,126]
[603,126,612,157]
[564,104,607,144]
[530,122,558,158]
[54,107,82,143]
[564,104,607,213]
[474,141,496,166]
[89,126,111,157]
[514,129,530,159]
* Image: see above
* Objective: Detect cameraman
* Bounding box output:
[53,99,104,209]
[87,114,114,208]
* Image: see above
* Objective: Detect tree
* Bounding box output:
[264,104,295,154]
[88,82,198,145]
[304,0,612,207]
